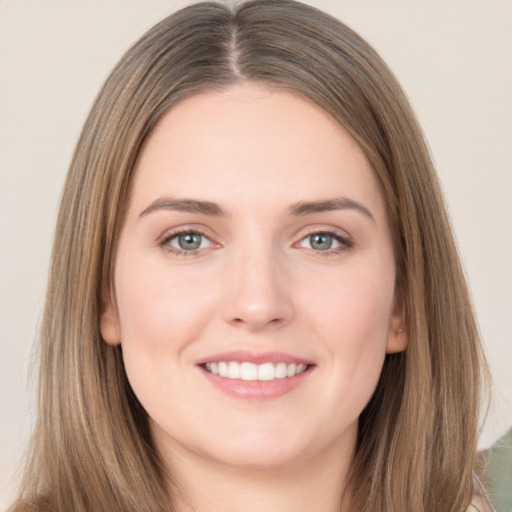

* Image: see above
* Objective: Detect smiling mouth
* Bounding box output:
[204,361,309,381]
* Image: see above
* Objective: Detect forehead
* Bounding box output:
[130,82,385,218]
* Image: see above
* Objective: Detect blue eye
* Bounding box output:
[309,233,335,250]
[163,231,212,253]
[298,231,351,252]
[174,233,203,250]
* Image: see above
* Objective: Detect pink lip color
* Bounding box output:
[199,366,312,399]
[196,351,315,400]
[195,350,313,366]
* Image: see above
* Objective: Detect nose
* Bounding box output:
[222,245,294,331]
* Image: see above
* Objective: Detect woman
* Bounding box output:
[11,1,494,510]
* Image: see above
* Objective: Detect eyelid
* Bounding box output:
[294,225,354,253]
[158,225,220,255]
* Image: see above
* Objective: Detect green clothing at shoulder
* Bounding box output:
[485,428,512,512]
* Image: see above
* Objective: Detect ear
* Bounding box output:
[100,289,121,346]
[386,291,408,354]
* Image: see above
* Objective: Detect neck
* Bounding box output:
[160,438,355,512]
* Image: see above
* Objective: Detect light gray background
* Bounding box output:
[1,0,511,507]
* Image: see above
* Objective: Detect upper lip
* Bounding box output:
[195,350,314,366]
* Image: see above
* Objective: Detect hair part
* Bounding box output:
[13,1,488,511]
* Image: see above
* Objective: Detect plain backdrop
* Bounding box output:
[1,0,511,507]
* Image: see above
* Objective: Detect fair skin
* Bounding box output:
[101,82,407,512]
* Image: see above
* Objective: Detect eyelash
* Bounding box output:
[158,228,213,256]
[298,228,354,256]
[158,228,354,257]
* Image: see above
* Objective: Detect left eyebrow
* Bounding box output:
[288,198,375,222]
[138,197,227,218]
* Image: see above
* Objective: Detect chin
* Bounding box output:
[203,439,308,471]
[153,417,317,471]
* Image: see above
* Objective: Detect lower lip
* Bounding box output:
[199,365,313,399]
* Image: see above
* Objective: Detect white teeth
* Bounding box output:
[227,361,240,379]
[218,361,228,377]
[258,362,275,381]
[275,362,287,379]
[240,362,258,381]
[204,361,308,381]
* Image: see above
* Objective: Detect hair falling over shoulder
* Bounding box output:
[11,1,489,511]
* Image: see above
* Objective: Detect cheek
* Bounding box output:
[299,263,395,389]
[114,257,217,353]
[113,259,220,418]
[301,262,395,344]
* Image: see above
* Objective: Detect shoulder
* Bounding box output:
[482,428,512,511]
[466,474,496,512]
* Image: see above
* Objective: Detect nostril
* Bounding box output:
[229,316,286,331]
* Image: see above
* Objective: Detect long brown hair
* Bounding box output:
[12,1,488,511]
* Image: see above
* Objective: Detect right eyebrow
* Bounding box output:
[288,197,375,223]
[139,197,227,218]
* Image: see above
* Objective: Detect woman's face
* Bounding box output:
[101,83,407,471]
